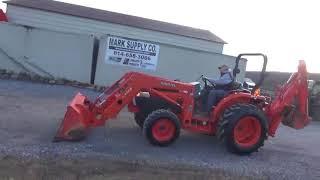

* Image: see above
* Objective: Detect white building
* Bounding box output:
[2,0,246,85]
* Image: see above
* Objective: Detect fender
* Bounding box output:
[211,92,267,133]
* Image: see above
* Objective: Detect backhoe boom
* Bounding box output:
[266,60,310,136]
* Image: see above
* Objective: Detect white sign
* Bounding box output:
[105,36,160,71]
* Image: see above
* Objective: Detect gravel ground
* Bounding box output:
[0,79,320,180]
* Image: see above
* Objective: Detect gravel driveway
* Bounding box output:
[0,79,319,180]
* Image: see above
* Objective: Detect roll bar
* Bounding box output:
[233,53,268,93]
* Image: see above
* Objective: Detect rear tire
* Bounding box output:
[217,103,268,155]
[143,109,180,146]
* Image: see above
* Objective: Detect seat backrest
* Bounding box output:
[228,81,242,90]
[220,71,242,91]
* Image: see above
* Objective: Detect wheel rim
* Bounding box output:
[152,118,175,142]
[233,116,261,147]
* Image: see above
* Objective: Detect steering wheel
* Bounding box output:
[199,75,216,89]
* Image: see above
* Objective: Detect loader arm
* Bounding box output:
[266,60,310,136]
[90,72,193,122]
[53,72,194,142]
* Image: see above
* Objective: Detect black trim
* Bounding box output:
[90,37,100,84]
[154,88,180,93]
[233,53,268,94]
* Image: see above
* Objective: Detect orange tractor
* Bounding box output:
[53,53,310,155]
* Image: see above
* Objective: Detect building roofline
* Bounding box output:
[4,0,227,44]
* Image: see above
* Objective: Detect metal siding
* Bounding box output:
[94,36,245,86]
[0,22,26,72]
[25,28,94,82]
[0,22,26,60]
[0,51,25,72]
[6,5,224,54]
[0,23,94,82]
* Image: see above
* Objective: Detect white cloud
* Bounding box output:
[0,2,5,10]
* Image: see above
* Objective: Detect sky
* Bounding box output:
[0,0,319,73]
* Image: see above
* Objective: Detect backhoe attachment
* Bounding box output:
[267,60,310,136]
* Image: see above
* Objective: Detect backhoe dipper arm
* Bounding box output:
[266,60,310,136]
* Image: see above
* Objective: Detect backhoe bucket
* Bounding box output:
[282,97,311,129]
[53,92,93,142]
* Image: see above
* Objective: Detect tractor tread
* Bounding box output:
[143,109,180,146]
[133,96,180,129]
[217,103,268,155]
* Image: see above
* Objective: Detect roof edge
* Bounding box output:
[4,0,227,44]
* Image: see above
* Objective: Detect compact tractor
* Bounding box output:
[53,53,310,155]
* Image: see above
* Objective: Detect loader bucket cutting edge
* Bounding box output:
[53,93,92,142]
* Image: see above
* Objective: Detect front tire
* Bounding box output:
[217,103,268,155]
[143,109,180,146]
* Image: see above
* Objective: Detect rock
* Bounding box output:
[84,83,92,87]
[93,85,99,91]
[7,70,14,75]
[65,79,72,84]
[86,86,95,90]
[75,81,81,86]
[42,77,51,84]
[71,81,82,87]
[0,69,92,90]
[78,82,86,87]
[17,72,31,81]
[38,76,46,83]
[10,73,19,79]
[56,78,66,85]
[62,79,72,85]
[49,80,56,84]
[31,74,41,82]
[0,73,10,79]
[0,69,6,74]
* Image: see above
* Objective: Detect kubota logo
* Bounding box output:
[160,82,176,87]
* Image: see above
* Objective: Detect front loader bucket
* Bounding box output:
[53,92,93,142]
